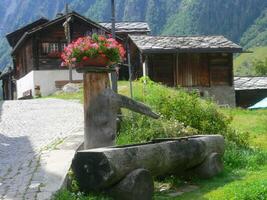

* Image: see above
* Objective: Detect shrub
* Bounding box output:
[118,79,249,146]
[117,113,197,144]
[137,79,230,134]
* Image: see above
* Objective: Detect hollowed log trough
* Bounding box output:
[72,135,224,194]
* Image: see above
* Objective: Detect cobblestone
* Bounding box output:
[0,99,83,199]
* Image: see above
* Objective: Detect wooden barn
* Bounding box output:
[3,11,149,99]
[129,35,243,106]
[234,76,267,108]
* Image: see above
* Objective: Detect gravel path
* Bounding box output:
[0,99,83,199]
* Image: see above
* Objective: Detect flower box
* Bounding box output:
[61,34,125,70]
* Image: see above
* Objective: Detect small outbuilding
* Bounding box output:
[129,35,243,106]
[234,76,267,108]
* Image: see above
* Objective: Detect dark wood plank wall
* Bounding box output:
[35,21,110,71]
[129,42,142,79]
[209,53,232,86]
[2,78,9,100]
[72,20,107,39]
[37,24,66,70]
[177,53,210,87]
[15,39,33,78]
[148,54,175,86]
[14,18,131,80]
[145,52,233,87]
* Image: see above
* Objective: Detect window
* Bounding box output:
[50,43,59,52]
[61,43,67,51]
[41,43,50,54]
[41,42,59,56]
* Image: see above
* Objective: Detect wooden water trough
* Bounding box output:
[72,134,224,198]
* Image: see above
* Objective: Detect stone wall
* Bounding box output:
[188,86,236,107]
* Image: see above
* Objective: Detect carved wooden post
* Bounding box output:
[83,72,110,149]
[77,66,159,150]
[77,67,114,149]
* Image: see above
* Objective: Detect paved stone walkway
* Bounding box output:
[0,99,83,200]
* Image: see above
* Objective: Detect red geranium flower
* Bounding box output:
[61,33,125,67]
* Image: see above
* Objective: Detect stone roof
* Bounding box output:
[99,22,150,33]
[129,35,243,53]
[234,76,267,90]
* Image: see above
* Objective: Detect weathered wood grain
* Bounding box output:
[72,135,224,191]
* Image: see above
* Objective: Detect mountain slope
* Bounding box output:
[240,8,267,49]
[162,0,267,43]
[0,0,266,71]
[234,46,267,75]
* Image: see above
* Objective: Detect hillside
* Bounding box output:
[240,8,267,49]
[0,0,266,71]
[234,46,267,75]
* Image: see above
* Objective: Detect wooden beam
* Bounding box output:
[33,34,40,70]
[229,53,234,86]
[208,53,211,87]
[143,55,148,77]
[175,53,179,86]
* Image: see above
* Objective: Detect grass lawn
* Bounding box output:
[223,109,267,149]
[163,108,267,200]
[52,81,267,200]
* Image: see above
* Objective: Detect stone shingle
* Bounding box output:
[99,22,150,33]
[234,76,267,90]
[129,35,242,53]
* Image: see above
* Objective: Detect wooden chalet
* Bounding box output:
[3,11,150,99]
[129,35,243,106]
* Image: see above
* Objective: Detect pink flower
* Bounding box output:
[82,56,89,61]
[99,35,106,41]
[91,43,99,48]
[61,62,66,67]
[60,35,125,66]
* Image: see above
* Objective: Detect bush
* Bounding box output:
[254,57,267,76]
[117,113,197,144]
[118,79,249,146]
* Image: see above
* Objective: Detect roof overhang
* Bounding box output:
[129,35,243,54]
[6,18,49,47]
[140,48,243,54]
[10,11,123,55]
